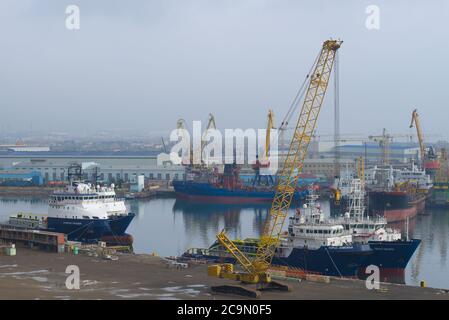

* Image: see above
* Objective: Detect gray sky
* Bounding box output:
[0,0,448,139]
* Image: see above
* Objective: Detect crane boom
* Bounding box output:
[265,109,275,159]
[410,109,425,168]
[200,113,217,162]
[216,40,342,283]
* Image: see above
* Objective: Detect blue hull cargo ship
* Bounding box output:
[173,180,308,204]
[173,163,309,204]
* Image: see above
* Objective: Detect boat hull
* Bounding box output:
[46,213,135,242]
[273,244,372,277]
[368,191,426,223]
[183,244,373,278]
[358,239,421,284]
[173,180,306,204]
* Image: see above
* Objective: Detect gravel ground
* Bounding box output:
[0,247,448,300]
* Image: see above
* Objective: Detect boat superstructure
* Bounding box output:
[9,164,135,243]
[338,178,401,242]
[184,187,372,277]
[336,177,420,282]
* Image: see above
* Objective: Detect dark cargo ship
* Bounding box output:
[368,190,426,223]
[364,165,430,222]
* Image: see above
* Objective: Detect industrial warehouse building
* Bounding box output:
[333,142,420,164]
[0,152,183,184]
[0,151,358,184]
[0,141,419,185]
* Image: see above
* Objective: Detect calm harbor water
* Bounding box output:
[0,197,448,290]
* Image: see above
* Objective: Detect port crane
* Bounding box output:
[368,128,394,166]
[409,109,439,173]
[264,109,275,162]
[176,114,217,167]
[176,118,192,165]
[213,40,342,288]
[199,113,217,165]
[409,109,425,168]
[252,109,276,187]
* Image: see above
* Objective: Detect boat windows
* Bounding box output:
[82,216,90,219]
[92,216,99,219]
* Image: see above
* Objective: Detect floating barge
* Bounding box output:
[0,224,65,252]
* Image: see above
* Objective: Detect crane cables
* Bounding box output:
[279,49,322,132]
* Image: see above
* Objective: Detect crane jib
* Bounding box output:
[216,40,342,283]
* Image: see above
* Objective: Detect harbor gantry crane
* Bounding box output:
[409,108,439,173]
[369,128,394,166]
[252,109,276,187]
[264,109,275,162]
[409,109,425,169]
[212,39,342,291]
[176,118,192,165]
[176,114,217,167]
[199,113,217,165]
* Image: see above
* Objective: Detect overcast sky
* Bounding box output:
[0,1,448,139]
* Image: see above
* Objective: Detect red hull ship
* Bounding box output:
[368,190,426,223]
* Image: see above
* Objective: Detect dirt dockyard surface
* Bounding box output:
[0,247,448,300]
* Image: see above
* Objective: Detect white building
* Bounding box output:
[0,152,184,183]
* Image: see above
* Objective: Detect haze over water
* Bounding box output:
[0,197,448,290]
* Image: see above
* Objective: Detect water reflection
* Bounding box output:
[171,200,271,247]
[406,209,449,289]
[1,197,448,289]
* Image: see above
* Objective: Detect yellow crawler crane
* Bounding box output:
[211,40,342,292]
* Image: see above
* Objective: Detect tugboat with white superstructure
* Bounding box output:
[184,187,373,277]
[9,163,135,243]
[336,177,420,283]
